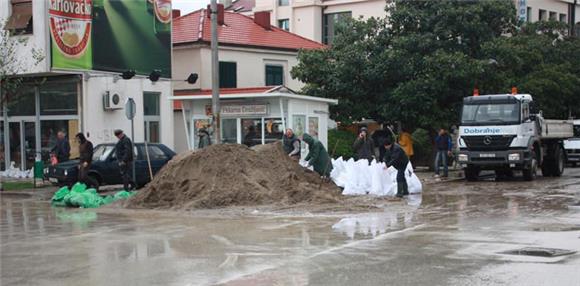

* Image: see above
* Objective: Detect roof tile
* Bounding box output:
[173,9,325,50]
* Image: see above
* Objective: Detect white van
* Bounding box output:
[564,120,580,166]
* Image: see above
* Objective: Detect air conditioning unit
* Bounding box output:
[103,91,123,110]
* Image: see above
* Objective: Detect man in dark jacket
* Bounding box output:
[114,129,135,190]
[283,128,301,161]
[75,133,98,189]
[353,127,375,163]
[51,131,70,163]
[303,134,333,177]
[434,128,452,178]
[383,136,410,198]
[198,128,211,149]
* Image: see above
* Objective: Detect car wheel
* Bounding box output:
[88,174,101,191]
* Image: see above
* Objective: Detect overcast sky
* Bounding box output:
[173,0,211,14]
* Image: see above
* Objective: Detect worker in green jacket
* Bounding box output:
[303,134,333,177]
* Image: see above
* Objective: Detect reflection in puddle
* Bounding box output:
[332,195,422,239]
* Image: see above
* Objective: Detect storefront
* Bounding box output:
[1,76,80,171]
[1,74,173,172]
[171,88,338,153]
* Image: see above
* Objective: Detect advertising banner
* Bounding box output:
[49,0,172,78]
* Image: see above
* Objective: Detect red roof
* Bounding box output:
[172,9,325,51]
[173,87,273,110]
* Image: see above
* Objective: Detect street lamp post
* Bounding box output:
[210,0,221,143]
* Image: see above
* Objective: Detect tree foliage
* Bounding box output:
[0,19,44,107]
[291,0,580,129]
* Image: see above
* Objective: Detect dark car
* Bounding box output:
[45,143,176,189]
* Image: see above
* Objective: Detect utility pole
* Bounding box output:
[572,0,578,37]
[210,0,221,143]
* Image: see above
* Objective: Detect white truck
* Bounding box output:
[457,94,574,181]
[564,119,580,167]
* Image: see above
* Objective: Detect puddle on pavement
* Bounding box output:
[500,247,577,258]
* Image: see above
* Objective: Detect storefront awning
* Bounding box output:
[171,86,338,110]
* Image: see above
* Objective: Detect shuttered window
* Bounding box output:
[219,62,237,88]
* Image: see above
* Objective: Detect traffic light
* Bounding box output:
[149,70,161,82]
[121,70,136,80]
[186,73,199,84]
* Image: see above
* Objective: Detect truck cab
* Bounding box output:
[564,120,580,166]
[457,94,573,181]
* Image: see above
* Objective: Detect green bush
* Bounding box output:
[328,129,357,159]
[411,128,433,167]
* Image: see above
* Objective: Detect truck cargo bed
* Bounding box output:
[541,120,573,139]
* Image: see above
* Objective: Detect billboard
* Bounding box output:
[49,0,172,78]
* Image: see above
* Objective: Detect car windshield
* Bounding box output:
[461,103,520,125]
[93,145,115,161]
[574,125,580,137]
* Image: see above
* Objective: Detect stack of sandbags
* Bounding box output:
[330,157,422,197]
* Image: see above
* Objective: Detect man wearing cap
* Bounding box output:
[114,129,135,190]
[353,126,375,163]
[382,136,409,198]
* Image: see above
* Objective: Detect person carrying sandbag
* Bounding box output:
[382,136,409,198]
[76,133,98,189]
[303,134,333,178]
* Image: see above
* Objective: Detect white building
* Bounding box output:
[245,0,580,44]
[1,1,174,171]
[172,6,331,153]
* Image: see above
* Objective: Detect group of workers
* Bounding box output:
[50,129,135,191]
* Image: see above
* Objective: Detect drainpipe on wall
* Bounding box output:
[2,96,9,171]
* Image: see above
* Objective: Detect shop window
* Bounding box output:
[278,19,289,31]
[241,119,261,147]
[549,11,557,21]
[278,0,289,6]
[323,12,352,45]
[6,0,33,35]
[539,9,547,21]
[262,118,284,144]
[219,62,237,88]
[526,7,532,22]
[221,119,237,145]
[7,85,35,116]
[308,117,319,139]
[39,82,78,115]
[265,65,284,86]
[143,92,160,143]
[40,120,77,162]
[559,14,567,23]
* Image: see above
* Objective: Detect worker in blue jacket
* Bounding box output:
[434,128,453,178]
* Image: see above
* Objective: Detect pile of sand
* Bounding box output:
[125,142,341,209]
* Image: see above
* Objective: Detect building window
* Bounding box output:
[539,9,547,21]
[526,7,532,22]
[278,19,290,31]
[219,62,237,88]
[278,0,289,7]
[144,92,160,143]
[265,65,284,86]
[39,83,78,115]
[559,13,567,23]
[7,85,35,116]
[549,11,557,21]
[323,12,352,45]
[6,0,33,35]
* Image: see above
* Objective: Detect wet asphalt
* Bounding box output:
[1,168,579,286]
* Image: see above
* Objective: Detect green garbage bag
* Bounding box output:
[112,190,136,202]
[67,191,105,208]
[102,195,115,205]
[71,182,87,193]
[51,186,70,204]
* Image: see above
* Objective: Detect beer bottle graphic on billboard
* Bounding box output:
[153,0,171,36]
[49,0,93,70]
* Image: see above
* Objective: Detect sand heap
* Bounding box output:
[126,142,341,209]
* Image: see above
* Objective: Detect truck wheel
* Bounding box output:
[550,146,565,177]
[465,166,480,181]
[523,150,538,181]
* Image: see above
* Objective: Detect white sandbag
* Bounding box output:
[405,163,423,194]
[342,159,366,195]
[369,161,384,196]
